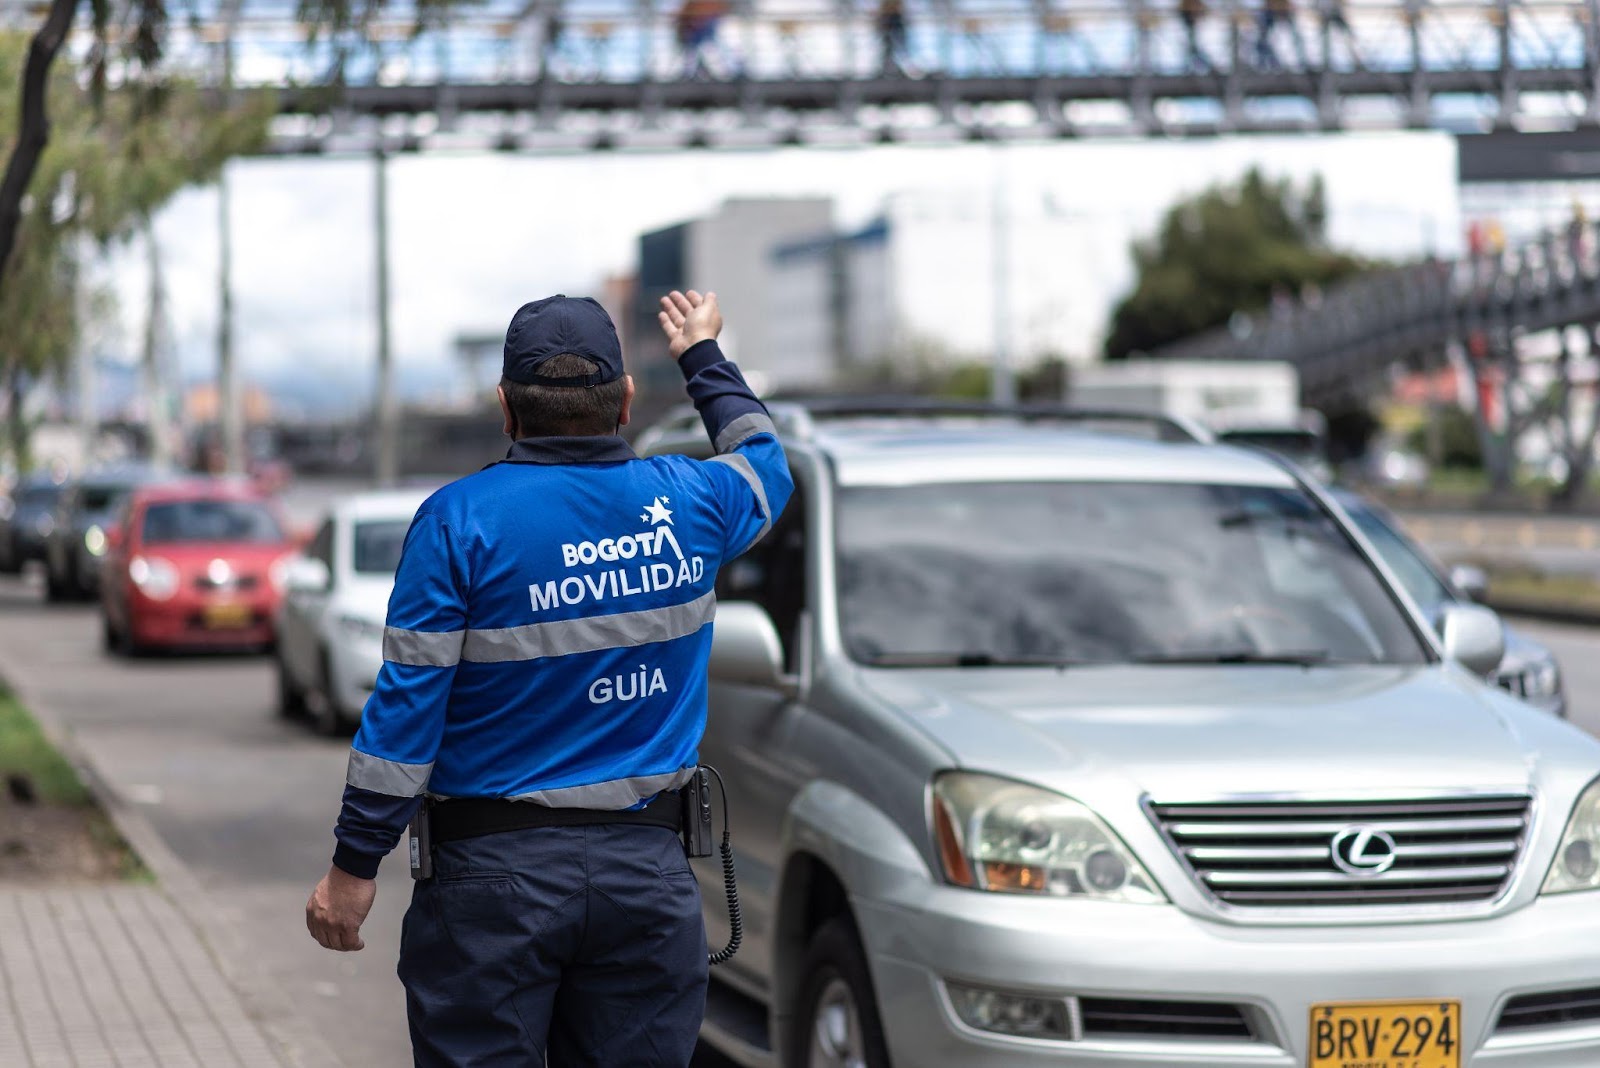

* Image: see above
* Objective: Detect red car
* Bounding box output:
[100,480,296,654]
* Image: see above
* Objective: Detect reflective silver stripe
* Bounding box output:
[462,588,716,663]
[384,627,465,668]
[714,412,777,454]
[508,767,697,810]
[347,749,433,796]
[709,452,772,549]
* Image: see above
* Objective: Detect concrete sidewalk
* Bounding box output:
[0,884,288,1068]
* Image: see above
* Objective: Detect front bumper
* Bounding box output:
[859,885,1600,1066]
[130,597,277,649]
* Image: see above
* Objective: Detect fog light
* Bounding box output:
[1566,840,1598,881]
[946,982,1074,1040]
[1084,849,1128,892]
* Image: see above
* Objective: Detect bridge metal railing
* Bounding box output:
[1150,222,1600,410]
[9,0,1600,140]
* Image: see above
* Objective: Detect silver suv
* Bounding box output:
[640,402,1600,1068]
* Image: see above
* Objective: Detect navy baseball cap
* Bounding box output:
[502,295,624,387]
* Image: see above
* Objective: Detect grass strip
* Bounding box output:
[0,688,90,806]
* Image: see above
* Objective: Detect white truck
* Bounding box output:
[1068,359,1330,479]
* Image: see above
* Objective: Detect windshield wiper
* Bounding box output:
[864,652,1084,668]
[1132,650,1332,666]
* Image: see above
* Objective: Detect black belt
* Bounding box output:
[428,792,683,845]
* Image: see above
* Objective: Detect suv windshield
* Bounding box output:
[142,500,284,545]
[352,520,410,576]
[836,481,1429,667]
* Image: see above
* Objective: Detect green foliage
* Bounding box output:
[1103,168,1369,360]
[1406,406,1484,470]
[0,691,89,806]
[0,30,273,382]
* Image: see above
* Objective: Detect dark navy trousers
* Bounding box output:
[399,823,709,1067]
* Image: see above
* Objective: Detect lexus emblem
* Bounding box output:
[1330,827,1398,876]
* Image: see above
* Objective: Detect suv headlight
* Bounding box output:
[1544,779,1600,894]
[931,772,1165,903]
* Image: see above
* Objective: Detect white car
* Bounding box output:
[275,488,431,734]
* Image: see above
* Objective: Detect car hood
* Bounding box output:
[857,663,1577,801]
[147,543,291,571]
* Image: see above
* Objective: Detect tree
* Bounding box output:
[0,30,273,466]
[1103,169,1370,361]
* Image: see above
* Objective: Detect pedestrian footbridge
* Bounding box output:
[73,0,1600,151]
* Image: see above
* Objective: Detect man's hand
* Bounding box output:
[657,289,722,361]
[305,864,377,952]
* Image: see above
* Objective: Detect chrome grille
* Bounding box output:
[1150,795,1531,908]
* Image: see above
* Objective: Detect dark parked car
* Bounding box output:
[44,465,168,602]
[0,474,67,573]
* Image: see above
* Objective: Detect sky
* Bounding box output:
[91,129,1463,417]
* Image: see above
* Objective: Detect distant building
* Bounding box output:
[631,198,834,404]
[767,219,894,386]
[765,190,1128,385]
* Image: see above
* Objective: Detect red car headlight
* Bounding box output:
[129,555,180,600]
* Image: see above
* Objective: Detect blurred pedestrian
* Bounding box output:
[535,0,566,81]
[676,0,733,78]
[1570,200,1589,274]
[1040,3,1100,74]
[304,292,792,1066]
[1319,0,1360,67]
[1179,0,1213,71]
[1255,0,1307,69]
[877,0,910,74]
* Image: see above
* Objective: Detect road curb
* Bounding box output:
[0,646,345,1068]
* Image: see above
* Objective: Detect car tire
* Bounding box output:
[276,651,307,718]
[787,917,892,1068]
[0,537,19,575]
[44,565,71,603]
[114,618,142,658]
[312,650,348,737]
[101,614,117,654]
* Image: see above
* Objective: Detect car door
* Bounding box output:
[282,518,336,687]
[700,466,813,988]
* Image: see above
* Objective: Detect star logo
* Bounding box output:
[640,496,674,526]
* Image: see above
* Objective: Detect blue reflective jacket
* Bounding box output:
[331,341,792,878]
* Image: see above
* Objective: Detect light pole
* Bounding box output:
[990,142,1017,406]
[374,147,398,487]
[217,0,245,476]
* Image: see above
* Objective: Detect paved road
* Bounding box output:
[1,567,1595,1066]
[0,572,737,1068]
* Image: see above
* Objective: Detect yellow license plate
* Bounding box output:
[1309,1001,1460,1068]
[203,603,252,628]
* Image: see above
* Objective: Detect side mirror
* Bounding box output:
[285,556,331,594]
[1449,564,1490,603]
[711,601,794,692]
[1438,602,1506,677]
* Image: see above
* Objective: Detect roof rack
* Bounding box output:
[633,397,1212,452]
[762,396,1211,444]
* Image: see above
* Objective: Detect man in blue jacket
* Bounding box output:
[305,289,791,1066]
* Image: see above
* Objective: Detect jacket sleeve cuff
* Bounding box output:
[677,339,725,380]
[332,841,383,880]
